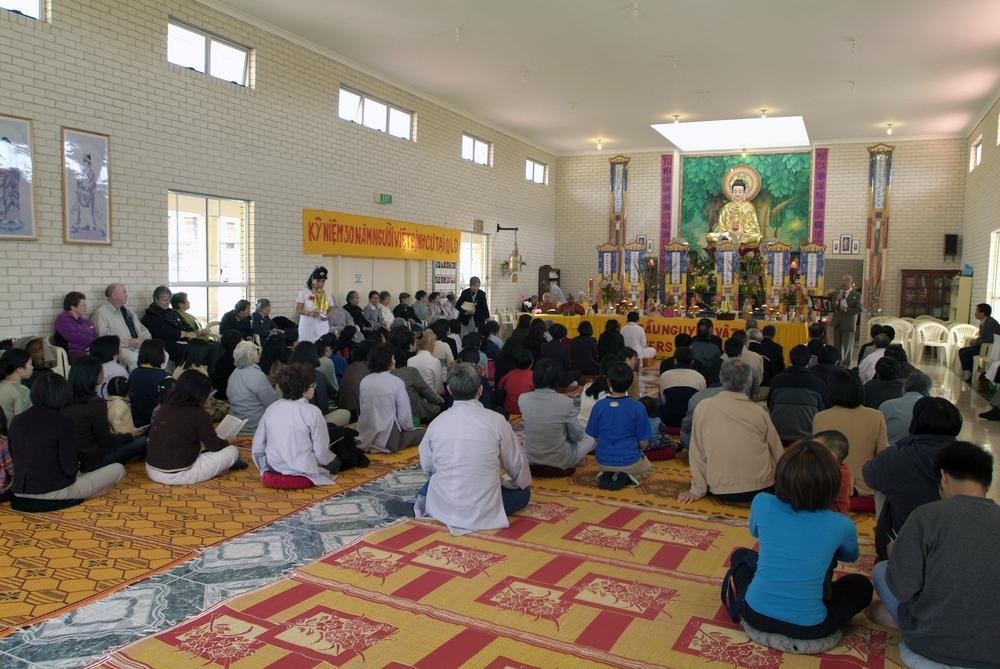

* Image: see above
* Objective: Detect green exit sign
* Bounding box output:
[377,192,392,205]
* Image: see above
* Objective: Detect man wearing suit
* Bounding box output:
[758,325,786,376]
[959,303,1000,382]
[832,275,862,367]
[91,283,151,371]
[456,276,489,336]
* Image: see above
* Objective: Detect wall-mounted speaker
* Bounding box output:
[944,234,959,256]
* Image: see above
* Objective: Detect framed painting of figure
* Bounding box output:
[0,114,37,240]
[62,128,111,245]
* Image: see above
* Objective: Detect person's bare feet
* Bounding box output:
[866,601,899,629]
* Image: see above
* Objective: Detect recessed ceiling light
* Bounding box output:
[597,138,603,150]
[886,123,894,136]
[650,116,810,152]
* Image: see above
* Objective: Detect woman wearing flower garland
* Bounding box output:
[296,266,333,344]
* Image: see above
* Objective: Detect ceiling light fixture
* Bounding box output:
[650,116,810,152]
[597,138,603,151]
[886,123,894,136]
[673,114,680,124]
[760,109,768,119]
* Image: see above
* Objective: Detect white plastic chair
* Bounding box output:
[913,322,949,363]
[979,334,1000,383]
[885,319,914,359]
[948,323,979,368]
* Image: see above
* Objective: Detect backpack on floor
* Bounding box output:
[721,549,759,623]
[327,424,370,470]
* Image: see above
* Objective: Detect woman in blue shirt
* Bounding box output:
[728,440,873,638]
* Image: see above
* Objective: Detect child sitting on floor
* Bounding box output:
[640,395,676,460]
[622,346,640,399]
[105,377,136,434]
[815,430,851,515]
[585,362,653,490]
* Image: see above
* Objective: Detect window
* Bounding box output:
[168,192,249,324]
[525,158,547,184]
[462,133,491,166]
[459,232,489,293]
[0,0,40,19]
[167,20,249,86]
[337,87,412,140]
[970,136,983,171]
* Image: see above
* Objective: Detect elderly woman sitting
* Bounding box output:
[358,344,425,453]
[141,285,196,362]
[170,292,211,340]
[220,300,253,339]
[54,291,96,362]
[252,363,340,489]
[226,340,278,434]
[251,298,280,342]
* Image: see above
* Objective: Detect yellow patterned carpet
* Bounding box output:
[96,492,899,668]
[0,446,417,637]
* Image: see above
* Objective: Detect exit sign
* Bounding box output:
[377,192,392,205]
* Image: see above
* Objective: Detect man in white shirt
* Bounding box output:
[859,333,891,384]
[415,363,532,535]
[621,311,656,361]
[91,283,151,371]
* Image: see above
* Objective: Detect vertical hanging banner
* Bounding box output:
[715,241,741,301]
[865,144,894,313]
[660,153,674,265]
[664,238,690,299]
[596,242,619,279]
[608,155,631,251]
[764,242,792,299]
[799,242,827,293]
[811,147,829,244]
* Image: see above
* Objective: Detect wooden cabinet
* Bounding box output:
[900,270,958,319]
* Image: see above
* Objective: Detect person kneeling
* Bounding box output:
[145,370,243,485]
[415,363,531,535]
[585,362,653,490]
[726,441,873,640]
[252,363,340,489]
[868,441,1000,669]
[9,374,125,507]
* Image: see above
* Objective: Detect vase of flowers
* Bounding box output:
[599,278,620,312]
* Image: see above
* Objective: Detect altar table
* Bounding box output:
[538,314,808,363]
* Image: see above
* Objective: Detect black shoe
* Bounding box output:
[598,472,629,491]
[229,457,249,471]
[382,497,416,517]
[979,408,1000,421]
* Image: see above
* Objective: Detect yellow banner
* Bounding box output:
[303,209,461,261]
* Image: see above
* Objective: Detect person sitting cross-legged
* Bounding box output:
[358,344,425,454]
[226,340,279,435]
[868,441,1000,669]
[585,362,653,490]
[879,370,932,446]
[518,358,595,471]
[679,358,784,504]
[413,363,532,534]
[145,370,243,485]
[726,441,873,641]
[252,362,340,489]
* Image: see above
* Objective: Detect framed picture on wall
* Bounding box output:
[62,128,111,245]
[832,239,841,254]
[839,234,852,255]
[646,239,654,254]
[0,114,37,240]
[637,235,647,247]
[852,239,861,254]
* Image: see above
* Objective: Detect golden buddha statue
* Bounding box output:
[707,179,763,246]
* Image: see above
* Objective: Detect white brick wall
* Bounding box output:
[556,141,966,316]
[0,0,555,337]
[962,96,1000,308]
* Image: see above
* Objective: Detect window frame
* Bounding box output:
[337,85,413,141]
[462,133,492,167]
[167,190,250,324]
[970,135,983,172]
[0,0,42,20]
[525,158,547,184]
[167,18,251,87]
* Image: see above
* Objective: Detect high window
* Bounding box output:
[168,192,249,324]
[459,232,490,294]
[462,133,491,166]
[167,20,250,86]
[970,136,983,172]
[0,0,41,19]
[338,87,412,140]
[525,158,547,184]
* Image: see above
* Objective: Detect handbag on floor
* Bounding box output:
[327,424,370,470]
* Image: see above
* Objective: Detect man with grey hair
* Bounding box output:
[414,362,531,535]
[879,371,932,444]
[92,282,151,371]
[678,358,783,504]
[832,274,863,366]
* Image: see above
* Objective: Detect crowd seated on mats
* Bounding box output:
[1,270,999,665]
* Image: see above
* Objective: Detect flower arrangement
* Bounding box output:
[687,252,717,295]
[739,252,767,307]
[780,282,806,309]
[599,277,621,307]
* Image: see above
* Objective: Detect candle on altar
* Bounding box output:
[589,278,594,296]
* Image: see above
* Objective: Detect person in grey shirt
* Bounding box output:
[413,290,432,324]
[226,340,278,434]
[868,441,1000,669]
[878,371,931,445]
[517,359,594,470]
